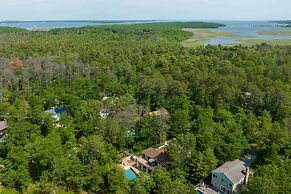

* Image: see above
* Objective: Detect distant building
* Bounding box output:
[99,109,110,119]
[149,108,170,117]
[0,121,8,139]
[211,160,249,194]
[45,105,66,121]
[100,96,118,119]
[148,108,170,142]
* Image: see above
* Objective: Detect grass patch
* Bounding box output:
[0,27,28,33]
[237,39,291,46]
[0,187,18,194]
[182,28,291,47]
[257,29,291,36]
[181,28,253,47]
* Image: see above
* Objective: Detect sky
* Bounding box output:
[0,0,290,21]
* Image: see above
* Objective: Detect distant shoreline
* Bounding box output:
[1,20,290,34]
[0,20,224,30]
[0,20,157,24]
[0,20,159,30]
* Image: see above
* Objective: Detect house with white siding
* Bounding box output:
[0,121,8,136]
[211,160,249,194]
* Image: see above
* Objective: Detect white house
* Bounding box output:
[211,160,249,194]
[0,121,8,140]
[99,96,118,119]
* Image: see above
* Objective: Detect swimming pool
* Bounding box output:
[124,167,138,180]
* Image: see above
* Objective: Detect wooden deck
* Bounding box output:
[130,165,141,175]
[119,156,135,168]
[118,156,141,175]
[197,187,218,194]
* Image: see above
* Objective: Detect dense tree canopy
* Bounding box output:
[0,22,290,193]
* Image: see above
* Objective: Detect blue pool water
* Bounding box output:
[124,167,137,180]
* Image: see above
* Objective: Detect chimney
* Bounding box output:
[244,167,249,184]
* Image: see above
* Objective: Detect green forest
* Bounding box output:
[0,22,290,194]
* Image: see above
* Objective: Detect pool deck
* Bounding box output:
[119,156,141,175]
[130,166,141,175]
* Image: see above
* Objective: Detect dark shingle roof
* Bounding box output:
[142,147,170,165]
[143,148,160,158]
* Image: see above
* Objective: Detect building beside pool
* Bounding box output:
[136,145,169,174]
[119,141,170,180]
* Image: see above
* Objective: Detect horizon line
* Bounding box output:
[0,19,290,22]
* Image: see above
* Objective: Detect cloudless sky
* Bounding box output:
[0,0,290,21]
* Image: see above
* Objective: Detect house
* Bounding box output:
[99,96,118,119]
[0,121,8,139]
[142,147,168,165]
[211,160,249,194]
[149,108,170,117]
[118,141,171,177]
[136,145,169,174]
[45,105,66,121]
[100,109,109,119]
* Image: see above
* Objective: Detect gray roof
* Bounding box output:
[212,160,246,184]
[149,108,169,116]
[0,121,8,132]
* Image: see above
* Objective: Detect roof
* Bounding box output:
[212,160,246,184]
[143,148,161,158]
[45,105,66,115]
[54,105,66,114]
[155,152,169,165]
[137,157,155,170]
[142,147,170,165]
[45,109,57,115]
[0,121,8,132]
[149,108,169,117]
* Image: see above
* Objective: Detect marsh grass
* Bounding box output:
[257,29,291,36]
[181,28,253,47]
[238,39,291,46]
[182,28,291,47]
